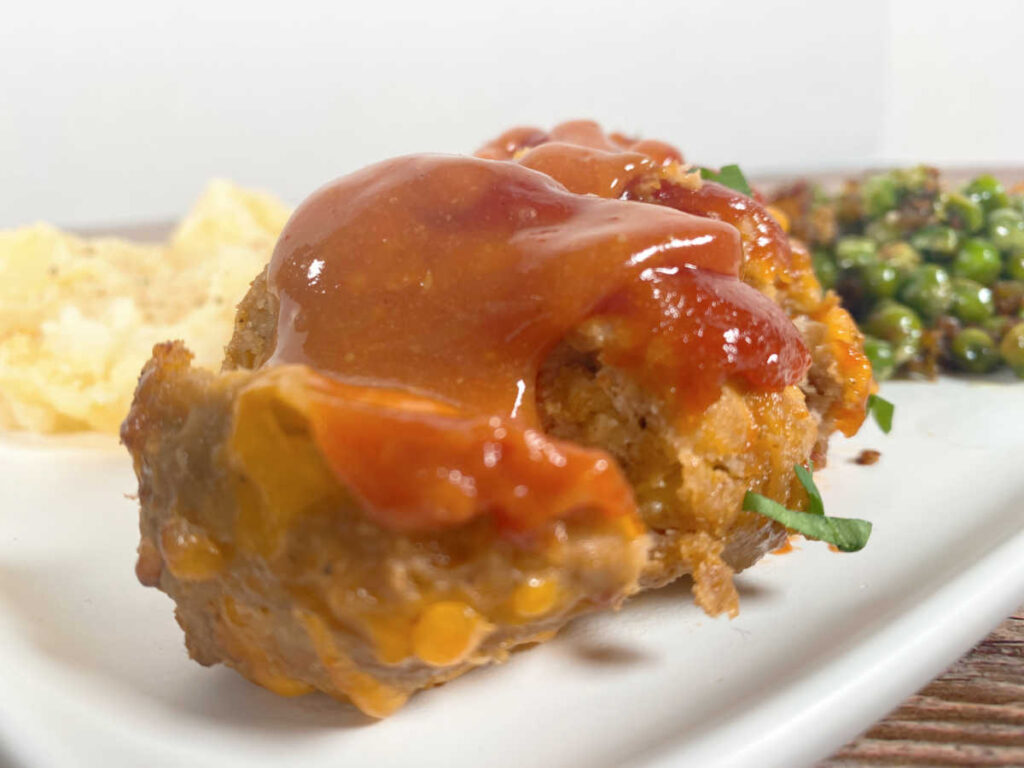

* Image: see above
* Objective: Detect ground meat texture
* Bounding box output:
[124,132,872,717]
[536,323,817,615]
[124,342,647,717]
[222,273,819,618]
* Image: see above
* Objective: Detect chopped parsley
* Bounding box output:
[793,461,824,516]
[867,394,894,434]
[742,463,872,552]
[698,164,752,196]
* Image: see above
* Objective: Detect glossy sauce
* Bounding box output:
[269,154,742,421]
[591,267,811,417]
[266,132,811,536]
[303,377,637,537]
[637,175,797,294]
[482,120,795,290]
[476,119,682,167]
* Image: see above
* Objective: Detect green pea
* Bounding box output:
[862,335,896,381]
[896,165,937,194]
[861,173,899,217]
[1006,250,1024,281]
[963,174,1010,212]
[899,264,953,321]
[950,328,1001,373]
[879,241,922,273]
[811,249,838,291]
[949,277,995,324]
[835,237,878,270]
[865,215,902,245]
[981,315,1012,343]
[865,301,924,364]
[988,207,1024,252]
[940,192,985,233]
[952,238,1003,285]
[910,225,960,258]
[861,262,900,300]
[1000,323,1024,376]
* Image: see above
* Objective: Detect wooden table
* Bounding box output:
[760,168,1024,767]
[820,608,1024,766]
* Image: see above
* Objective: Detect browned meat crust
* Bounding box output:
[124,342,647,716]
[125,153,871,717]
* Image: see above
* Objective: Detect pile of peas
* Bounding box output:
[786,168,1024,379]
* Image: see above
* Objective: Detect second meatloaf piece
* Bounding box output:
[224,123,871,614]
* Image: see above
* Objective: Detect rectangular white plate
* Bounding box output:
[1,376,1022,768]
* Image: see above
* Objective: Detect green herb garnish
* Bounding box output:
[867,393,894,434]
[742,464,872,552]
[793,461,824,516]
[699,164,752,196]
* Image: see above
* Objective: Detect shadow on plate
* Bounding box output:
[618,572,779,610]
[0,548,783,735]
[565,640,653,666]
[0,560,371,733]
[552,571,779,668]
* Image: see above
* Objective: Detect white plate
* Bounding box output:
[1,377,1022,768]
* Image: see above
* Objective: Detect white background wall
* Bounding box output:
[885,0,1023,165]
[1,0,1021,229]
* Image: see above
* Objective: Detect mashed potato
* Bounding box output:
[0,181,291,433]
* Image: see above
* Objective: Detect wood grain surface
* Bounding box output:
[771,168,1024,767]
[820,608,1024,767]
